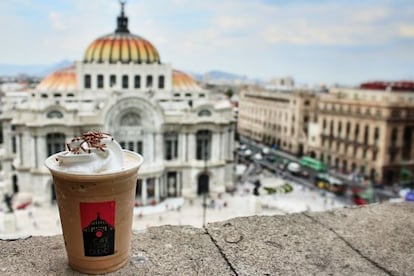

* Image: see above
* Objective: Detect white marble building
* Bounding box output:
[0,4,235,205]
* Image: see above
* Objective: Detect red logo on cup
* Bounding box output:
[80,201,116,256]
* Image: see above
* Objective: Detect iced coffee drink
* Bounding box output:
[45,131,143,274]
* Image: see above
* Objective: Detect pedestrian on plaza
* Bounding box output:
[210,199,216,209]
[3,193,14,213]
[253,186,260,196]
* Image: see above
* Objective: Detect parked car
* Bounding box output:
[262,147,270,155]
[266,155,278,163]
[253,153,263,161]
[287,162,301,174]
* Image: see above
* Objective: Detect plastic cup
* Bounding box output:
[45,150,143,274]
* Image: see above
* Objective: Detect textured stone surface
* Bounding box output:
[0,225,233,276]
[207,214,387,275]
[0,202,412,275]
[307,202,414,276]
[128,225,234,275]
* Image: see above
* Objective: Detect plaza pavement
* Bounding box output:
[0,173,347,238]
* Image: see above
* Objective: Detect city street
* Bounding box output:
[237,136,398,203]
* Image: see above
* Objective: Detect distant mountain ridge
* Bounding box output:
[0,60,73,77]
[0,61,255,84]
[189,70,250,83]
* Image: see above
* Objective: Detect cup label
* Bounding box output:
[80,201,115,257]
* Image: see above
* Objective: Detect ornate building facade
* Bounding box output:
[307,84,414,185]
[237,81,414,186]
[0,4,235,205]
[237,86,317,156]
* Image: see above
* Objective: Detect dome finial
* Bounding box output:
[115,0,129,33]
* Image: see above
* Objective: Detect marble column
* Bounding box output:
[229,129,234,161]
[179,133,186,162]
[37,135,47,169]
[155,133,163,163]
[178,171,183,196]
[188,133,195,161]
[220,131,225,160]
[212,132,220,162]
[155,177,160,202]
[33,135,38,168]
[161,175,166,198]
[18,133,23,166]
[145,133,154,163]
[141,179,147,205]
[159,175,163,199]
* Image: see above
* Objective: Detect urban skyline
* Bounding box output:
[0,0,413,86]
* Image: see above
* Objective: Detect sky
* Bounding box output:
[0,0,413,86]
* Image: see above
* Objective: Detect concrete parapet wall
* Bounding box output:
[0,202,413,275]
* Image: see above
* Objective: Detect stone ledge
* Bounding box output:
[0,202,412,275]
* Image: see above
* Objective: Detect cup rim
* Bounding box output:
[45,150,144,176]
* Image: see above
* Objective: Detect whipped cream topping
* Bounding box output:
[54,132,124,174]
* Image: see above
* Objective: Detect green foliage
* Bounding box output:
[263,183,293,194]
[225,88,234,99]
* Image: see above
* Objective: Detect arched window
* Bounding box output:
[338,121,342,138]
[158,75,165,89]
[364,125,370,145]
[391,127,398,146]
[403,127,412,160]
[196,130,211,160]
[146,75,153,88]
[84,74,91,89]
[198,109,212,117]
[47,110,63,119]
[122,75,129,89]
[120,113,141,126]
[354,123,359,141]
[110,75,116,87]
[374,127,380,145]
[97,75,104,88]
[346,122,351,140]
[46,133,66,156]
[329,120,334,135]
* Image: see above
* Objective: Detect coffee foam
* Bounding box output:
[45,151,143,176]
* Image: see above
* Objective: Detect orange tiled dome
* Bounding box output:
[83,33,160,64]
[172,70,202,91]
[37,65,77,92]
[83,2,160,64]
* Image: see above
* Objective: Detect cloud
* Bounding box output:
[49,11,66,30]
[399,25,414,38]
[0,0,412,84]
[166,0,412,47]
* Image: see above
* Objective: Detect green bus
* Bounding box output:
[299,156,327,172]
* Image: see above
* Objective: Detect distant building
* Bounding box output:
[307,84,414,185]
[0,3,235,205]
[238,80,414,186]
[237,86,317,155]
[264,76,295,90]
